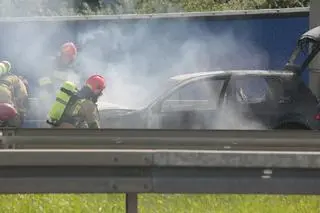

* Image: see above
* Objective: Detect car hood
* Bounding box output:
[97,101,133,110]
[97,101,141,117]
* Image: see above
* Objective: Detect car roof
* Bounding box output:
[169,70,295,82]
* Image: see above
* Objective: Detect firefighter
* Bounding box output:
[36,42,81,123]
[37,42,81,103]
[0,60,29,127]
[46,74,106,129]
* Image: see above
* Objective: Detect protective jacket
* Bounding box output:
[0,74,29,127]
[38,56,81,93]
[37,56,82,123]
[60,98,100,129]
[48,85,100,129]
[38,42,80,96]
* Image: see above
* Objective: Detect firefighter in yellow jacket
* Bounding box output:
[35,42,81,125]
[37,42,81,104]
[46,75,106,129]
[0,60,29,127]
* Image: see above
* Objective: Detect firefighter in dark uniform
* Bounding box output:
[46,75,106,129]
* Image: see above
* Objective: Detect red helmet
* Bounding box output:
[0,103,17,122]
[60,42,77,61]
[86,75,106,95]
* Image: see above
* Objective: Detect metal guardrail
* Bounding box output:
[1,128,320,213]
[0,7,309,22]
[1,149,320,213]
[1,128,320,151]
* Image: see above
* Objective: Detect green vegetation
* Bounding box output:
[0,194,319,212]
[0,0,310,17]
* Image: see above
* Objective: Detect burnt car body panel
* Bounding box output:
[300,26,320,42]
[285,26,320,74]
[99,70,320,130]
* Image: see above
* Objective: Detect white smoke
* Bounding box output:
[76,18,270,129]
[0,2,271,129]
[0,18,76,126]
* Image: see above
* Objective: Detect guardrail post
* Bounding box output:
[125,193,138,213]
[0,129,15,149]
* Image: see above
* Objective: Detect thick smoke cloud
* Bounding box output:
[75,18,270,129]
[77,19,269,109]
[0,10,270,129]
[0,20,76,125]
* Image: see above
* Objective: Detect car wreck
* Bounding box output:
[98,26,320,130]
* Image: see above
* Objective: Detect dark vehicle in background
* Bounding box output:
[99,26,320,130]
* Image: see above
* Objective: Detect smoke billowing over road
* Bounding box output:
[0,5,270,129]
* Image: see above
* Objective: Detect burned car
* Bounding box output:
[99,26,320,130]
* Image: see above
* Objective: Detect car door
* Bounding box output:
[222,75,280,129]
[156,77,227,129]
